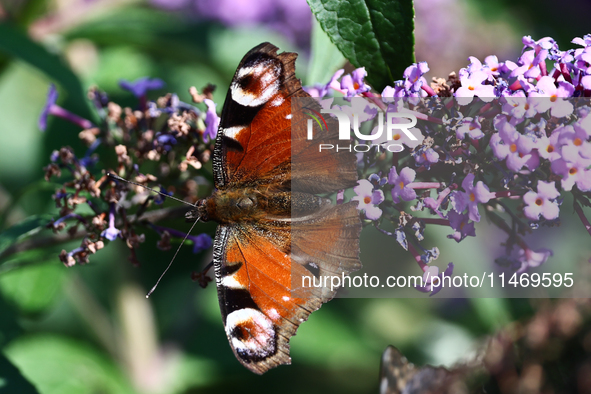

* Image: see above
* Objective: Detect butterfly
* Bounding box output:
[188,43,362,374]
[379,346,473,394]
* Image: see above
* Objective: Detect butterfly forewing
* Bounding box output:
[208,42,361,374]
[214,43,295,190]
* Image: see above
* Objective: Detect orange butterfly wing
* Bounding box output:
[205,43,361,374]
[213,43,358,194]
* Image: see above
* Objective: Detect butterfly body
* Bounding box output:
[191,43,361,374]
[195,188,289,224]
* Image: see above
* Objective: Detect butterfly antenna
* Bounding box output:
[146,216,201,298]
[106,172,195,207]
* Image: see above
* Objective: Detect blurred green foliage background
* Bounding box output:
[0,0,590,393]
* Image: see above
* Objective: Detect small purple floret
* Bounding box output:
[119,77,165,98]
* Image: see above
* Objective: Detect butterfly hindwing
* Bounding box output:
[207,42,362,374]
[213,202,361,374]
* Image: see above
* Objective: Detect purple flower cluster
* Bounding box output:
[378,34,591,103]
[313,34,591,292]
[40,80,218,267]
[305,68,370,98]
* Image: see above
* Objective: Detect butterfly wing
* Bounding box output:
[380,346,419,394]
[213,202,361,374]
[211,42,361,374]
[213,42,357,193]
[379,346,465,394]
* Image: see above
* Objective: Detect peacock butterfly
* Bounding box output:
[188,43,362,374]
[379,346,474,394]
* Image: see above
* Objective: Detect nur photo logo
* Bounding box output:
[303,100,419,153]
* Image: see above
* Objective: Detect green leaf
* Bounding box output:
[307,0,415,91]
[306,14,347,86]
[0,294,22,346]
[64,7,197,52]
[4,335,135,394]
[470,298,511,330]
[0,23,94,121]
[0,181,63,231]
[0,261,65,313]
[0,215,54,258]
[0,352,40,394]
